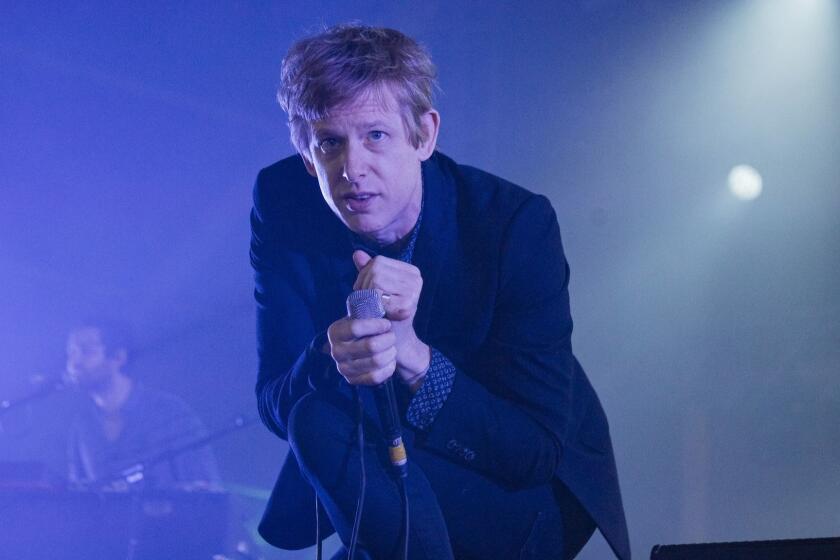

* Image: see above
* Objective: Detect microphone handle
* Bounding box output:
[373,380,408,478]
[346,288,408,478]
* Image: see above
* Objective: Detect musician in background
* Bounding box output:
[65,321,221,490]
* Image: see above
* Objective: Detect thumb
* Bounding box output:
[352,250,372,272]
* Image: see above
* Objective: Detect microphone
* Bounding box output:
[346,289,408,478]
[31,373,70,392]
[1,373,69,415]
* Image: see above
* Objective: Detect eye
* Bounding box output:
[368,130,387,142]
[317,137,342,154]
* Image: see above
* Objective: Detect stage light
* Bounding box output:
[728,165,763,201]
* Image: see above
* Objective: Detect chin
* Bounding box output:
[346,217,383,237]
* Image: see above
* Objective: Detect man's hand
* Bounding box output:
[352,250,430,389]
[327,316,397,386]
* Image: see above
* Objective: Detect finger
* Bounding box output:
[384,306,413,321]
[364,361,397,385]
[330,317,391,343]
[346,318,391,339]
[352,250,372,272]
[343,361,397,386]
[377,292,416,321]
[353,255,419,291]
[339,346,398,374]
[334,331,396,361]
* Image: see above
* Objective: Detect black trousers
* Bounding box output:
[288,388,595,560]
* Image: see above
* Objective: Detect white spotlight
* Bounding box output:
[728,165,763,200]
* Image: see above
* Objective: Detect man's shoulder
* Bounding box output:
[252,155,345,251]
[254,154,320,212]
[433,151,533,195]
[431,152,554,229]
[257,153,311,182]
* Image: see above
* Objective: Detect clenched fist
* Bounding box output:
[352,250,430,389]
[327,316,397,386]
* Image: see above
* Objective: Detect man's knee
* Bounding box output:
[287,392,355,469]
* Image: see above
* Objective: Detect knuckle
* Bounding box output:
[370,370,389,385]
[344,375,363,386]
[330,342,347,359]
[327,323,339,339]
[348,320,365,338]
[367,336,386,353]
[362,337,377,353]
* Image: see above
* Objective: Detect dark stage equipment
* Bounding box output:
[651,536,840,559]
[0,487,230,560]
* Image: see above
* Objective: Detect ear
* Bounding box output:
[416,109,441,161]
[301,152,318,177]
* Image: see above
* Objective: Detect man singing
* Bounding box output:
[251,24,630,560]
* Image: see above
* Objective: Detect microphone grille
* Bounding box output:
[346,289,386,319]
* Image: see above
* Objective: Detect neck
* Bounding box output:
[90,372,133,414]
[363,181,423,247]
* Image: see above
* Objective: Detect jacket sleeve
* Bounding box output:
[413,194,575,489]
[250,172,334,439]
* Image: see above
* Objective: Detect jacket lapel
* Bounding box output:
[412,153,457,341]
[324,241,357,319]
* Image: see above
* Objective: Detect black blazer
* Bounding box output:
[251,152,630,560]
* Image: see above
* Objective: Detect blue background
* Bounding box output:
[2,1,838,558]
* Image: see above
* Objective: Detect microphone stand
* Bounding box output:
[96,414,259,490]
[0,378,67,417]
[0,377,67,434]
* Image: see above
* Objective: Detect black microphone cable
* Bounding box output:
[398,475,409,560]
[347,386,409,560]
[347,385,367,560]
[344,289,410,560]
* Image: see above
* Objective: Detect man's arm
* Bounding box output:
[253,266,333,439]
[408,195,576,489]
[250,170,336,439]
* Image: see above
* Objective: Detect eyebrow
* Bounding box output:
[358,120,391,129]
[311,123,338,135]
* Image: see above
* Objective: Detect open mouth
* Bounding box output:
[344,193,377,211]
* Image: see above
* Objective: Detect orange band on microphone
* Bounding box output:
[388,440,408,466]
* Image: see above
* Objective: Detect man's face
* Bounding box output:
[303,86,439,246]
[65,327,120,389]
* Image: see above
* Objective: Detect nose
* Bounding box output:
[341,140,367,184]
